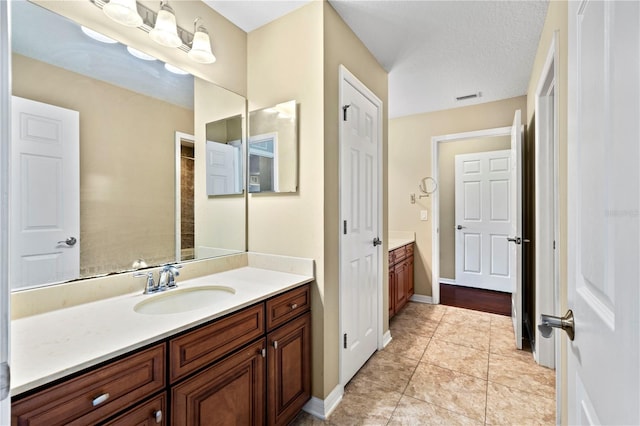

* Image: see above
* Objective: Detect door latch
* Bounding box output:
[539,310,575,341]
[373,237,382,247]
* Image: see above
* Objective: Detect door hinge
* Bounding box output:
[342,104,350,121]
[343,220,347,235]
[0,362,9,400]
[343,333,348,349]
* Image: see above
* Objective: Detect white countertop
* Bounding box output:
[11,266,313,396]
[388,237,415,251]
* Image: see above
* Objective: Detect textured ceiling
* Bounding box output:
[207,0,549,118]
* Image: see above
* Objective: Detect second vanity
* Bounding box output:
[10,253,314,425]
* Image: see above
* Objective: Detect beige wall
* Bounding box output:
[33,0,247,97]
[525,1,568,423]
[322,0,389,392]
[247,0,326,398]
[388,96,526,297]
[194,78,247,255]
[13,53,193,277]
[247,0,388,400]
[438,136,511,279]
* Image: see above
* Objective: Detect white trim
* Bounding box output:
[439,278,456,285]
[303,384,344,420]
[174,131,195,262]
[534,31,559,371]
[382,330,392,347]
[410,294,434,304]
[431,126,512,305]
[0,0,10,420]
[338,65,384,387]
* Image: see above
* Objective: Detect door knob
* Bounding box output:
[539,309,575,341]
[373,237,382,247]
[456,225,465,230]
[57,237,77,247]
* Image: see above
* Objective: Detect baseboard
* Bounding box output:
[439,278,456,285]
[303,384,344,420]
[383,330,392,347]
[410,294,434,304]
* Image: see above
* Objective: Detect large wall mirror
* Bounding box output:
[10,1,246,290]
[248,100,298,193]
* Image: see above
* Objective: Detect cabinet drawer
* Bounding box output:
[170,304,265,383]
[12,344,165,426]
[103,393,166,426]
[391,246,406,264]
[266,284,311,331]
[406,243,414,257]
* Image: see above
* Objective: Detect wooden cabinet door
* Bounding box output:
[172,339,266,426]
[406,256,414,298]
[389,269,396,318]
[267,312,311,426]
[103,393,166,426]
[395,261,408,312]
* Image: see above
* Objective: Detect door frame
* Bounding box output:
[338,65,384,386]
[534,32,560,374]
[431,126,511,304]
[0,0,10,422]
[174,131,195,262]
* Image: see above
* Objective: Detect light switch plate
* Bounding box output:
[420,210,428,221]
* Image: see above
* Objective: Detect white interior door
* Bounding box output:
[10,96,79,289]
[206,140,240,196]
[566,1,639,424]
[509,110,523,350]
[454,149,513,292]
[340,68,381,385]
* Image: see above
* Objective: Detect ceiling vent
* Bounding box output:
[455,92,482,101]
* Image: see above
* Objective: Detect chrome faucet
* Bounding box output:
[134,264,182,294]
[158,264,182,290]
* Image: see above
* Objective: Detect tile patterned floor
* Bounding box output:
[293,302,556,425]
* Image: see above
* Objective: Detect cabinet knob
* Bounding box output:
[153,409,163,424]
[290,303,298,310]
[273,340,278,350]
[92,392,110,407]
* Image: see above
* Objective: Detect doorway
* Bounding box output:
[174,132,195,262]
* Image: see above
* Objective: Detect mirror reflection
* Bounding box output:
[248,100,298,193]
[10,1,246,290]
[205,116,244,196]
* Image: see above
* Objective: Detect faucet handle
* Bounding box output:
[164,264,182,288]
[134,271,156,294]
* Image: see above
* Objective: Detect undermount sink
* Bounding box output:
[134,285,236,315]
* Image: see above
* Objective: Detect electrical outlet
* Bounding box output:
[420,210,428,221]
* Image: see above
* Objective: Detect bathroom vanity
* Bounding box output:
[10,259,313,426]
[388,240,415,318]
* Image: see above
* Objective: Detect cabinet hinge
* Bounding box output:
[343,333,348,349]
[342,104,350,121]
[553,240,556,250]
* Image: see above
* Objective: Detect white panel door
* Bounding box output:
[454,149,513,292]
[340,71,381,385]
[566,1,639,424]
[205,141,240,196]
[10,96,79,289]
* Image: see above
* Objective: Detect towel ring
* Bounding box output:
[418,177,438,198]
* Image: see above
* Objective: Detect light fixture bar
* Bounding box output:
[90,0,194,53]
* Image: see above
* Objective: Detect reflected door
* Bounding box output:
[10,96,79,289]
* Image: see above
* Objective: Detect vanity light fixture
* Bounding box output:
[90,0,217,65]
[102,0,143,27]
[188,18,216,64]
[164,63,189,75]
[149,1,182,48]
